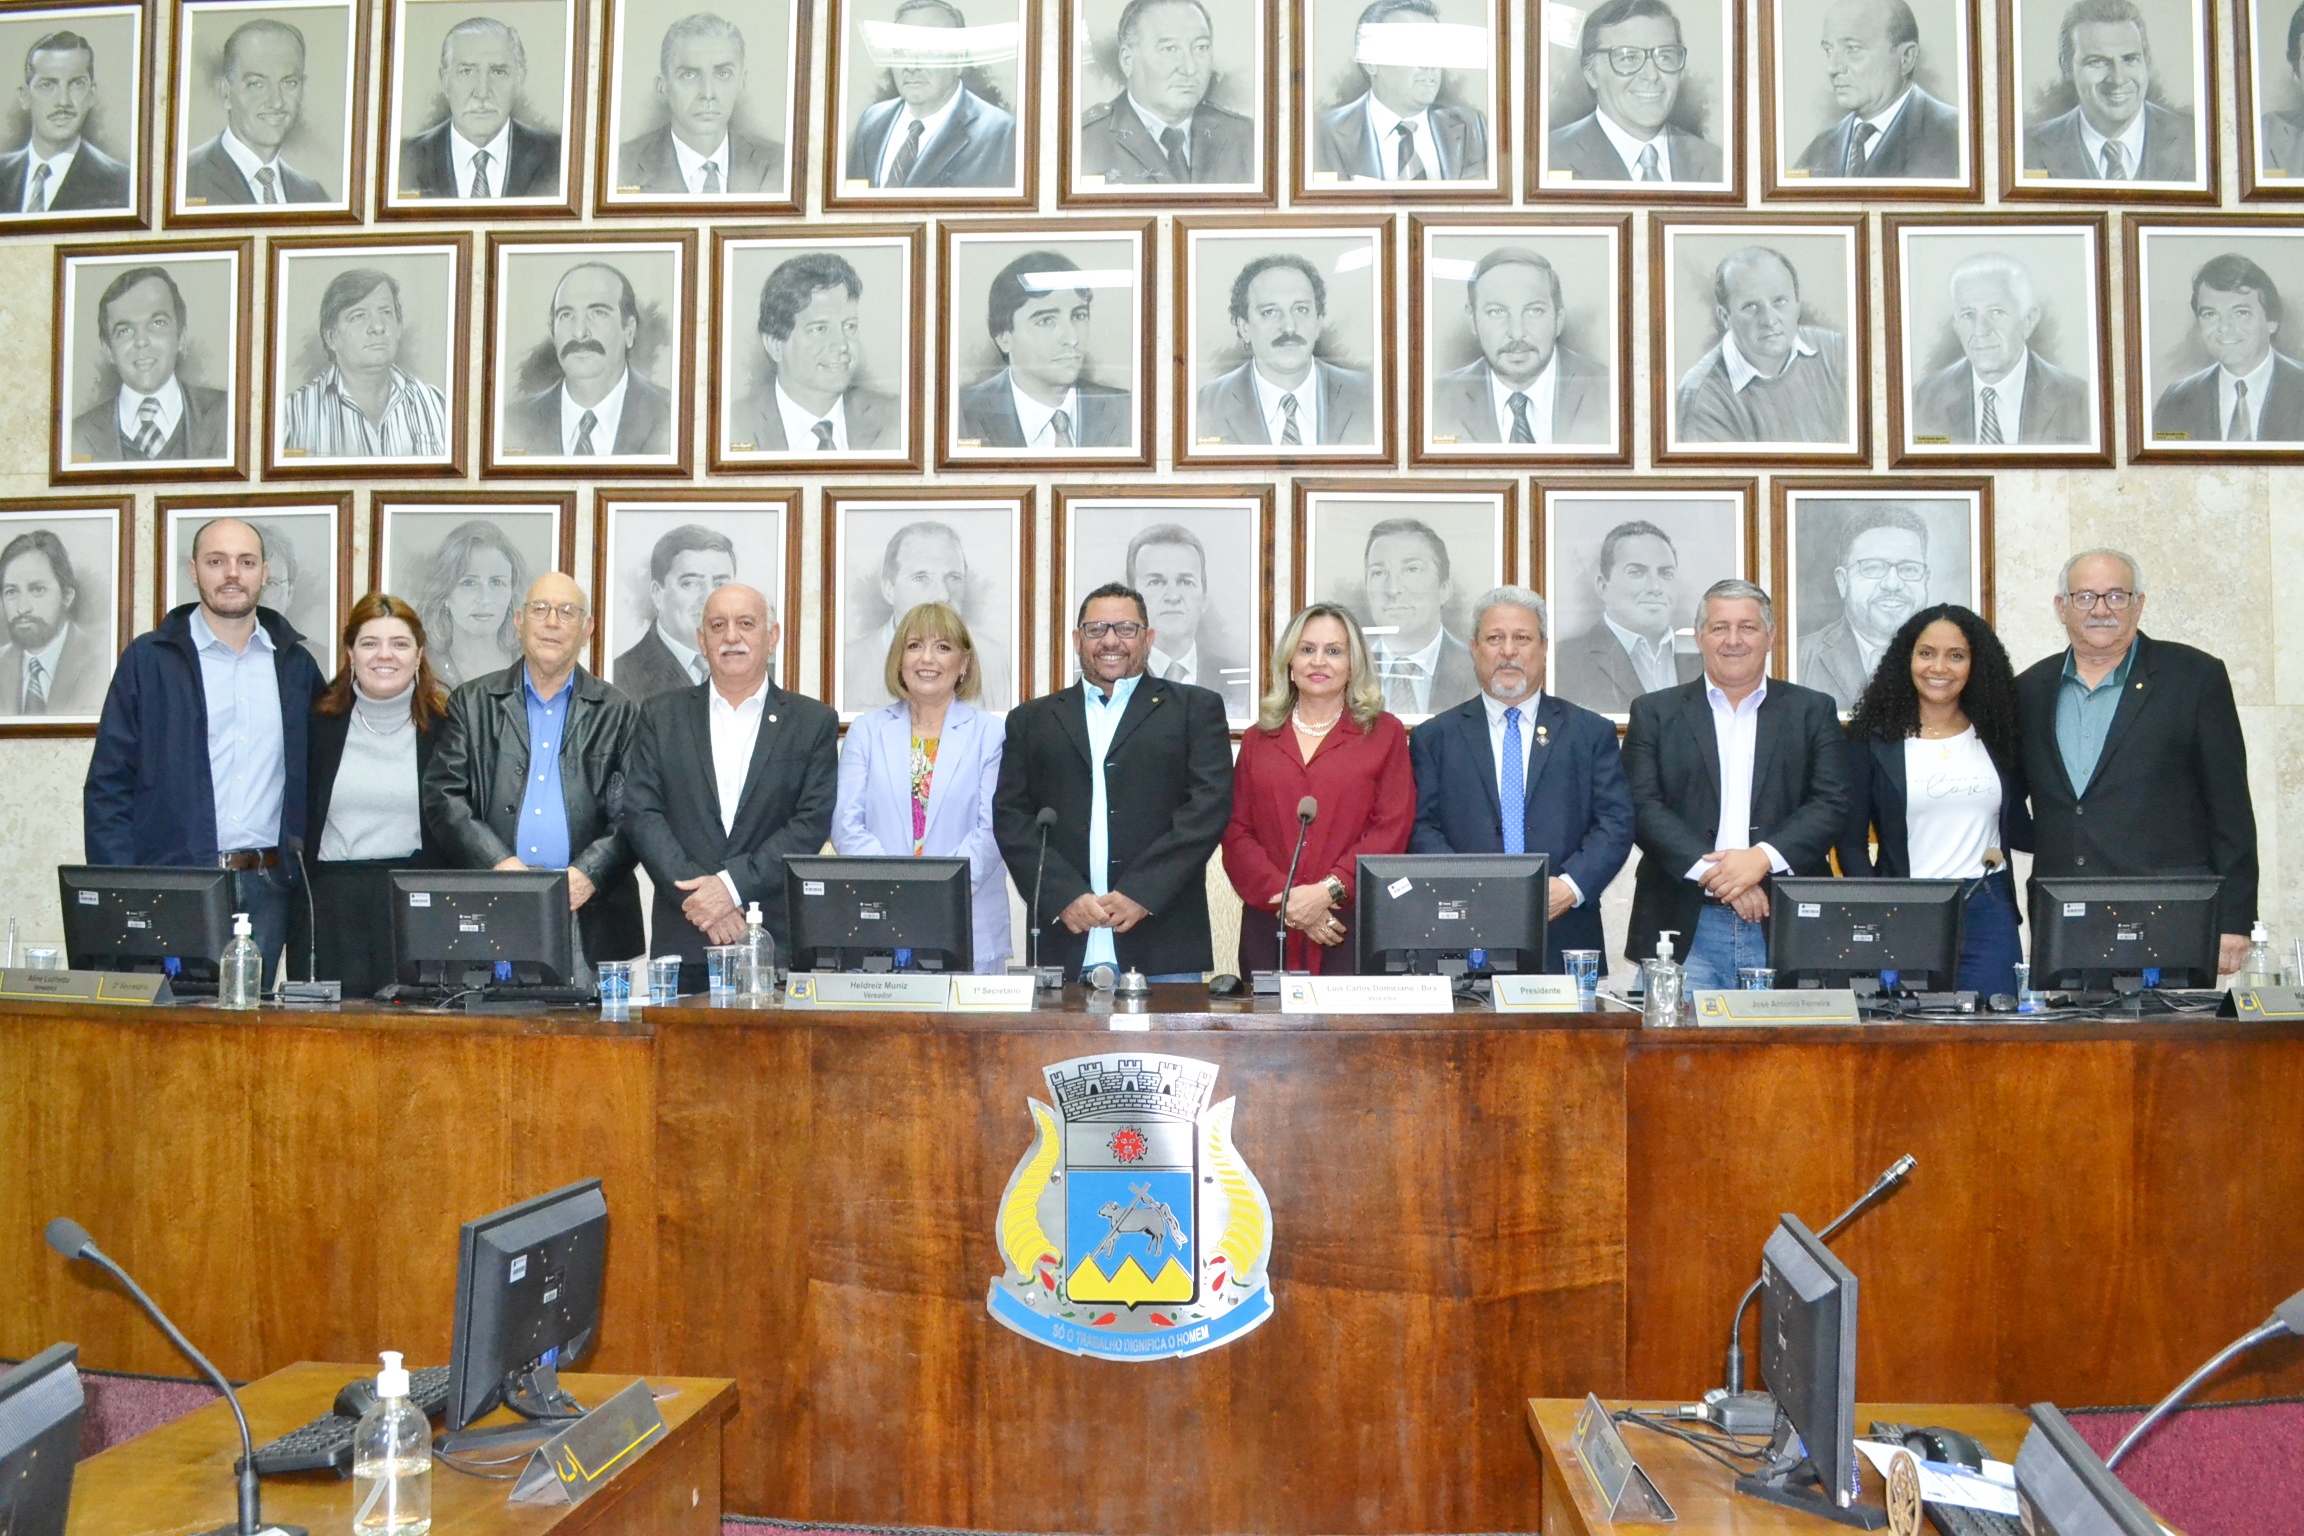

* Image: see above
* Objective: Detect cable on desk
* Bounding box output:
[433,1446,528,1480]
[1612,1409,1771,1472]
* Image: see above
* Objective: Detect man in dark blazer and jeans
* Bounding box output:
[1621,579,1850,988]
[995,582,1232,979]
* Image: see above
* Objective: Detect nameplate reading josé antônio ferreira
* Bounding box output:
[1694,989,1862,1025]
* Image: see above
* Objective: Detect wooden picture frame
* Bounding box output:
[1998,0,2215,203]
[164,0,367,225]
[0,1,151,233]
[593,0,809,215]
[592,488,803,696]
[1290,0,1507,203]
[370,490,575,692]
[1759,0,1980,200]
[822,0,1036,210]
[1058,0,1275,206]
[378,0,585,218]
[2238,0,2304,199]
[52,238,251,482]
[0,494,131,736]
[2125,216,2304,461]
[155,490,352,672]
[1530,0,1742,202]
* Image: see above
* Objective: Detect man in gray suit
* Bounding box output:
[1793,0,1961,179]
[0,30,131,213]
[183,18,328,205]
[504,262,672,458]
[2151,253,2304,445]
[1313,0,1489,183]
[1078,0,1254,185]
[1548,0,1725,184]
[1796,505,1929,711]
[1358,518,1476,718]
[1129,523,1249,717]
[614,524,738,702]
[2021,0,2194,183]
[68,266,231,465]
[1553,519,1700,714]
[1912,252,2092,446]
[1434,247,1609,448]
[729,252,900,454]
[846,0,1015,189]
[1194,253,1375,447]
[957,251,1131,450]
[0,529,108,715]
[616,12,784,195]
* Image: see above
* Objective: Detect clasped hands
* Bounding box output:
[1282,883,1346,948]
[1696,847,1774,922]
[1059,891,1152,935]
[495,857,596,913]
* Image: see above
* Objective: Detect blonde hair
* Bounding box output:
[1256,604,1385,733]
[883,601,982,702]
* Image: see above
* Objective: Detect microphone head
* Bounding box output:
[2273,1286,2304,1337]
[1297,795,1318,823]
[1036,806,1058,829]
[1885,1154,1917,1183]
[44,1217,95,1261]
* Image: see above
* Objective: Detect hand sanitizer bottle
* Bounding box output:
[1642,931,1684,1029]
[352,1350,432,1534]
[739,901,777,1000]
[218,913,262,1009]
[2239,921,2282,990]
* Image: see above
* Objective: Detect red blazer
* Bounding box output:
[1223,709,1415,974]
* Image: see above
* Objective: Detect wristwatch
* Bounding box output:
[1322,874,1348,908]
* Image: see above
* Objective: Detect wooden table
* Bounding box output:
[1526,1399,2032,1535]
[64,1363,736,1535]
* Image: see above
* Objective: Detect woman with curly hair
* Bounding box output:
[1836,603,2031,996]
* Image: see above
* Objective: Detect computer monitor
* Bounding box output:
[442,1178,608,1451]
[1734,1214,1885,1529]
[1768,878,1967,991]
[1353,854,1548,976]
[2014,1404,2163,1536]
[2028,876,2223,991]
[57,865,235,989]
[390,870,575,990]
[785,855,971,973]
[0,1343,84,1536]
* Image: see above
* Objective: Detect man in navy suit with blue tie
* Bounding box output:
[1408,585,1634,970]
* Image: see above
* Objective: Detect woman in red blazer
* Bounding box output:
[1224,603,1415,975]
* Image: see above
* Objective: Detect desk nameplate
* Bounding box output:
[0,968,172,1005]
[784,972,955,1010]
[1492,975,1580,1012]
[510,1379,668,1506]
[1568,1393,1676,1523]
[1695,989,1862,1025]
[2223,985,2304,1020]
[1280,975,1454,1014]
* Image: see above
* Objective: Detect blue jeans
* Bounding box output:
[1959,870,2023,998]
[1684,902,1768,992]
[232,863,298,991]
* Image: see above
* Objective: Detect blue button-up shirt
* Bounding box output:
[190,608,285,853]
[1080,673,1141,970]
[2054,641,2137,795]
[518,667,574,868]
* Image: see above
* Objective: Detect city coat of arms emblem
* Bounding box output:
[987,1052,1273,1360]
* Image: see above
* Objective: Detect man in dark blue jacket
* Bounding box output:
[84,517,326,979]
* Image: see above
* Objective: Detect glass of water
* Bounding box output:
[705,945,742,999]
[1738,966,1774,991]
[24,946,62,971]
[595,959,634,1010]
[1561,949,1602,1009]
[647,955,682,1004]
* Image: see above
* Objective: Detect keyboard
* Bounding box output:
[373,983,595,1008]
[245,1364,452,1477]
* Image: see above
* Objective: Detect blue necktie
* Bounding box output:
[1500,707,1525,855]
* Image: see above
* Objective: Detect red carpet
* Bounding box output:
[2066,1398,2304,1536]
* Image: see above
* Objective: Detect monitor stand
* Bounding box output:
[1734,1420,1888,1530]
[434,1362,587,1455]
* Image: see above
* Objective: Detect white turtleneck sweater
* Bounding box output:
[318,682,422,861]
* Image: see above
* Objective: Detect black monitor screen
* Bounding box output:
[1769,877,1967,990]
[2014,1404,2162,1536]
[785,855,971,973]
[58,865,235,986]
[1353,854,1548,976]
[0,1343,83,1536]
[2028,877,2222,990]
[445,1178,608,1434]
[1757,1214,1863,1513]
[391,870,574,989]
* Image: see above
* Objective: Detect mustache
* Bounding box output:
[1269,332,1307,348]
[558,338,608,360]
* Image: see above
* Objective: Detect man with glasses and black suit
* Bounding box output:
[1547,0,1725,184]
[2015,548,2258,976]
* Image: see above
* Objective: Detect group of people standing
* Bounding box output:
[81,520,2257,1001]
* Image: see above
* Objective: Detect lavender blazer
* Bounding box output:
[832,697,1010,972]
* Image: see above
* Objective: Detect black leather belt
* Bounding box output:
[217,848,282,871]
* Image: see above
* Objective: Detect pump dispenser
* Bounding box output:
[1643,930,1685,1029]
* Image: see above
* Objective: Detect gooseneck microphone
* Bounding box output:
[1028,806,1058,986]
[1274,797,1318,972]
[45,1217,307,1536]
[1703,1155,1918,1434]
[277,838,340,1004]
[2108,1283,2304,1468]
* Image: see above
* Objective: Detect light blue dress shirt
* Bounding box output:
[518,668,573,868]
[190,608,284,853]
[1080,673,1141,970]
[2054,641,2138,795]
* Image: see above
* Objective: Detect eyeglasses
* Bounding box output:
[1590,44,1687,75]
[522,600,586,622]
[1078,620,1146,640]
[1848,559,1929,583]
[2063,589,2135,611]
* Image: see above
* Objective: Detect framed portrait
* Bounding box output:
[484,231,695,475]
[0,496,128,734]
[2000,0,2214,201]
[2127,220,2304,460]
[596,0,807,214]
[594,490,801,700]
[1411,215,1631,465]
[1760,0,1978,199]
[1532,0,1740,200]
[1052,485,1273,729]
[1537,478,1756,722]
[0,2,149,232]
[823,0,1035,209]
[1653,218,1868,464]
[1175,216,1393,466]
[1885,215,2111,466]
[372,491,573,691]
[1293,479,1515,724]
[938,220,1152,468]
[825,487,1031,720]
[1772,477,1992,715]
[52,240,250,482]
[1291,0,1505,201]
[156,491,350,671]
[379,0,583,217]
[2239,0,2304,198]
[1060,0,1273,205]
[166,0,365,223]
[265,233,468,476]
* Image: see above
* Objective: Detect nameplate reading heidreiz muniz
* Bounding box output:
[784,972,959,1010]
